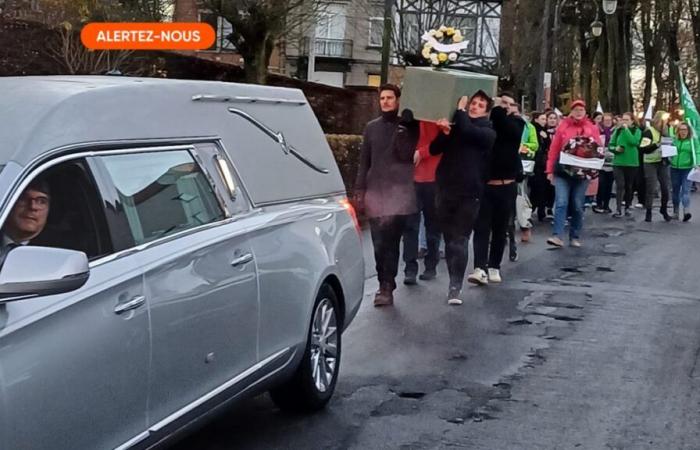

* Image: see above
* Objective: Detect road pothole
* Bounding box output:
[396,391,426,400]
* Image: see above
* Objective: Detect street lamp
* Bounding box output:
[602,0,618,14]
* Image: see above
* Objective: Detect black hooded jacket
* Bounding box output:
[429,110,496,199]
[487,106,526,181]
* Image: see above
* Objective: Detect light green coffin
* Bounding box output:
[400,66,499,122]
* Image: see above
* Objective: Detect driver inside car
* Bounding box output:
[0,179,50,267]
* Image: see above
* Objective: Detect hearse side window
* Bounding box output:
[1,159,113,261]
[99,150,225,245]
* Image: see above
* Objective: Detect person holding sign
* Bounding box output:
[670,122,700,222]
[609,112,642,218]
[544,100,601,248]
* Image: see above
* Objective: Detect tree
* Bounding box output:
[204,0,326,84]
[39,0,173,75]
[686,0,700,87]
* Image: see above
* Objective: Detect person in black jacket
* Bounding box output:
[430,91,496,305]
[468,93,525,287]
[355,84,420,307]
[530,111,554,222]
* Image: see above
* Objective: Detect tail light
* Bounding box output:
[339,197,362,238]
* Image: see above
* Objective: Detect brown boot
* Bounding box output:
[373,283,394,307]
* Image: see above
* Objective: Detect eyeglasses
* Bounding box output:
[16,195,49,210]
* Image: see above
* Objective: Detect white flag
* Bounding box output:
[644,102,654,122]
[596,101,603,113]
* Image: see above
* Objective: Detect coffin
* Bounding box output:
[400,66,499,122]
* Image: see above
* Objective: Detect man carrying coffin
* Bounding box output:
[355,84,420,307]
[430,91,496,305]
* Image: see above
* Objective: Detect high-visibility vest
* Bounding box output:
[642,126,662,163]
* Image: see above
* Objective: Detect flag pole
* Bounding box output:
[675,62,698,167]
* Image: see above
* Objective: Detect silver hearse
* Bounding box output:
[0,76,365,449]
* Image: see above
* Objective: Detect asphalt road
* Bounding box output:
[173,197,700,450]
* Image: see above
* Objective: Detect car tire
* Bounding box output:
[270,283,341,412]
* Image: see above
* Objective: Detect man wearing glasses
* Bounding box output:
[0,179,50,266]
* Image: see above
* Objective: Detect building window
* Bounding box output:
[367,74,381,87]
[199,12,236,52]
[368,17,384,48]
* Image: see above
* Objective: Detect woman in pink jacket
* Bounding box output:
[546,100,602,248]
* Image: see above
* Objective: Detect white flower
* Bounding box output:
[422,48,432,59]
[423,42,432,49]
[452,34,463,43]
[435,31,444,39]
[448,52,458,61]
[439,25,447,32]
[430,54,439,65]
[429,29,437,36]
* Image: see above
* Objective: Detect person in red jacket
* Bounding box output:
[401,121,442,284]
[545,100,602,248]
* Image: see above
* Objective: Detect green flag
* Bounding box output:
[679,72,699,165]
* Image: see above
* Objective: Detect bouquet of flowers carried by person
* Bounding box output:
[558,135,605,180]
[421,26,469,68]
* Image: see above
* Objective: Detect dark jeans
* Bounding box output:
[436,192,480,291]
[596,170,614,210]
[403,182,440,275]
[635,165,646,205]
[474,183,518,271]
[614,166,638,212]
[370,215,409,291]
[644,162,671,210]
[529,172,554,220]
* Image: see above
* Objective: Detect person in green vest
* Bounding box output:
[520,117,540,160]
[639,111,672,222]
[670,121,700,222]
[609,112,642,218]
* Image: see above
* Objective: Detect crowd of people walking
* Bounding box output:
[355,84,700,307]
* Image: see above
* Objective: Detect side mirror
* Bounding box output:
[0,246,90,301]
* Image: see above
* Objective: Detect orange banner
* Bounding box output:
[81,23,216,50]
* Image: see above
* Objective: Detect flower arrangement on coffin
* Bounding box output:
[421,26,469,69]
[558,136,605,180]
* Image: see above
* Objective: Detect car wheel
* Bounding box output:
[270,283,341,412]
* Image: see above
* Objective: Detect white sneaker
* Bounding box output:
[468,268,489,286]
[446,287,462,305]
[488,268,502,283]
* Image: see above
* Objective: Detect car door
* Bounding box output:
[94,146,259,432]
[0,157,150,450]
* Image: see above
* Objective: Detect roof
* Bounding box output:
[0,76,345,205]
[0,76,307,167]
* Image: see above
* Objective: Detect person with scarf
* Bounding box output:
[545,99,602,248]
[355,84,419,307]
[609,112,642,218]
